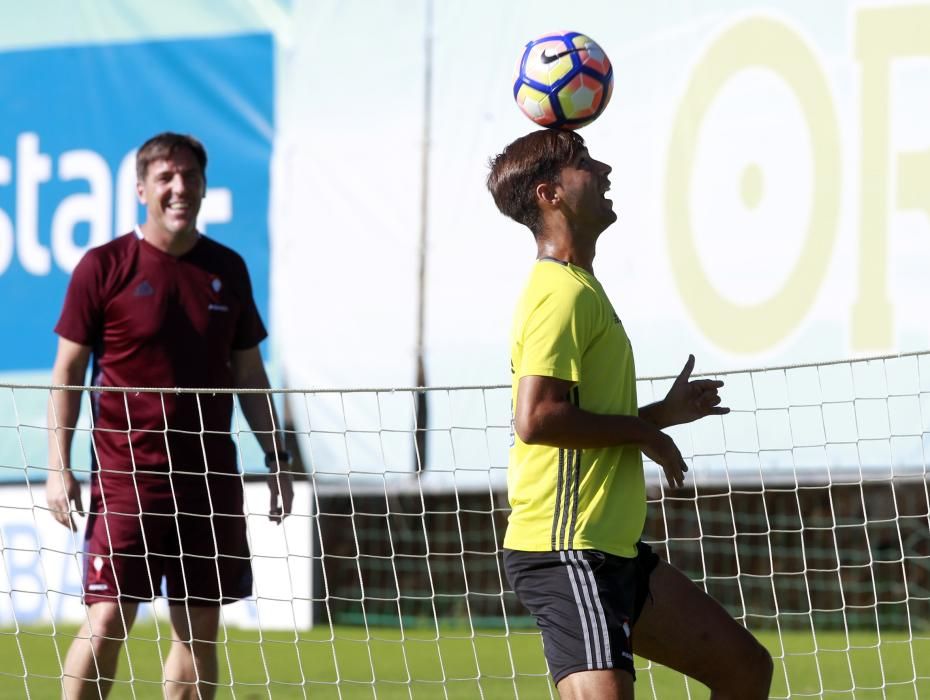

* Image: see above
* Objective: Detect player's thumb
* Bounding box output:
[675,354,695,386]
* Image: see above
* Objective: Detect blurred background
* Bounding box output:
[4,0,929,479]
[2,0,927,387]
[3,0,929,503]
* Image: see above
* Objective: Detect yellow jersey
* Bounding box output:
[504,259,645,558]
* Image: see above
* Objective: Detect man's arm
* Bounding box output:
[515,374,689,488]
[639,354,729,429]
[46,337,91,530]
[230,346,294,522]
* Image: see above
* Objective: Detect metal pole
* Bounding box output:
[414,0,434,472]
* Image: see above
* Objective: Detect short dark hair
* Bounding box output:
[487,129,585,235]
[136,132,208,181]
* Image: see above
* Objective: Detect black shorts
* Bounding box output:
[503,542,660,684]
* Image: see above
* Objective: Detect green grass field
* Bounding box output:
[1,624,928,699]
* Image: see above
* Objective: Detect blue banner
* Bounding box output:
[0,33,274,371]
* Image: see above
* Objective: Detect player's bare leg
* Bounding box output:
[62,601,138,700]
[165,604,220,700]
[556,668,633,699]
[633,560,773,699]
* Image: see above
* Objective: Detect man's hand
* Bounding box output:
[267,468,294,524]
[659,354,729,427]
[46,470,83,531]
[641,430,688,489]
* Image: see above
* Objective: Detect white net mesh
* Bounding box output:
[0,352,928,698]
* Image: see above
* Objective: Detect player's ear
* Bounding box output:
[536,181,559,208]
[136,180,146,205]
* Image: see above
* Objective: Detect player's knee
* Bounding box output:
[172,637,218,664]
[714,638,772,698]
[747,640,774,693]
[86,605,132,642]
[191,638,218,663]
[85,621,129,663]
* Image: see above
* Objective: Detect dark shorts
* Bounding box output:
[503,542,660,684]
[81,470,252,606]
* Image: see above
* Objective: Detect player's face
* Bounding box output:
[137,148,205,237]
[556,149,616,234]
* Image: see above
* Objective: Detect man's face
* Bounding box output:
[137,148,205,237]
[555,148,616,233]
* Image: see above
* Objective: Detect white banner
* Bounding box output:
[0,480,314,630]
[275,0,930,387]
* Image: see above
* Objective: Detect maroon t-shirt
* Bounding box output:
[55,232,267,477]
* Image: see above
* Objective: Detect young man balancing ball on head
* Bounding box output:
[487,129,773,699]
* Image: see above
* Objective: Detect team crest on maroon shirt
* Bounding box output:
[212,278,222,293]
[134,280,155,297]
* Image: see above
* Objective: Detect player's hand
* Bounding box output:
[46,469,83,531]
[641,430,688,490]
[267,468,294,524]
[660,354,729,426]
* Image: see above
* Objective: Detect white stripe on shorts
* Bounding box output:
[561,550,612,670]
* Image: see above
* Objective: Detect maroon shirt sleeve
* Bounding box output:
[54,249,104,346]
[230,252,268,351]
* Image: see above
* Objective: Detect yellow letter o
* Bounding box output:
[665,17,841,353]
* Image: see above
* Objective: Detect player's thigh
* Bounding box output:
[556,668,633,700]
[632,560,766,689]
[83,600,140,639]
[169,604,220,644]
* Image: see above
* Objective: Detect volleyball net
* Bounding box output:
[0,351,928,697]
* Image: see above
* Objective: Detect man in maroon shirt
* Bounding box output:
[46,132,294,699]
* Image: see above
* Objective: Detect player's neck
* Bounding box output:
[535,236,595,274]
[138,223,200,257]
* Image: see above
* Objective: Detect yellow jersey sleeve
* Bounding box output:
[514,262,596,383]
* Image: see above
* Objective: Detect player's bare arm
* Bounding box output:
[639,354,729,429]
[46,337,91,531]
[231,346,295,522]
[516,374,688,488]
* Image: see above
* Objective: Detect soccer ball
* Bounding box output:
[513,31,613,130]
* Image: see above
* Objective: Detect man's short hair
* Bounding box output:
[136,132,208,182]
[487,129,586,235]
